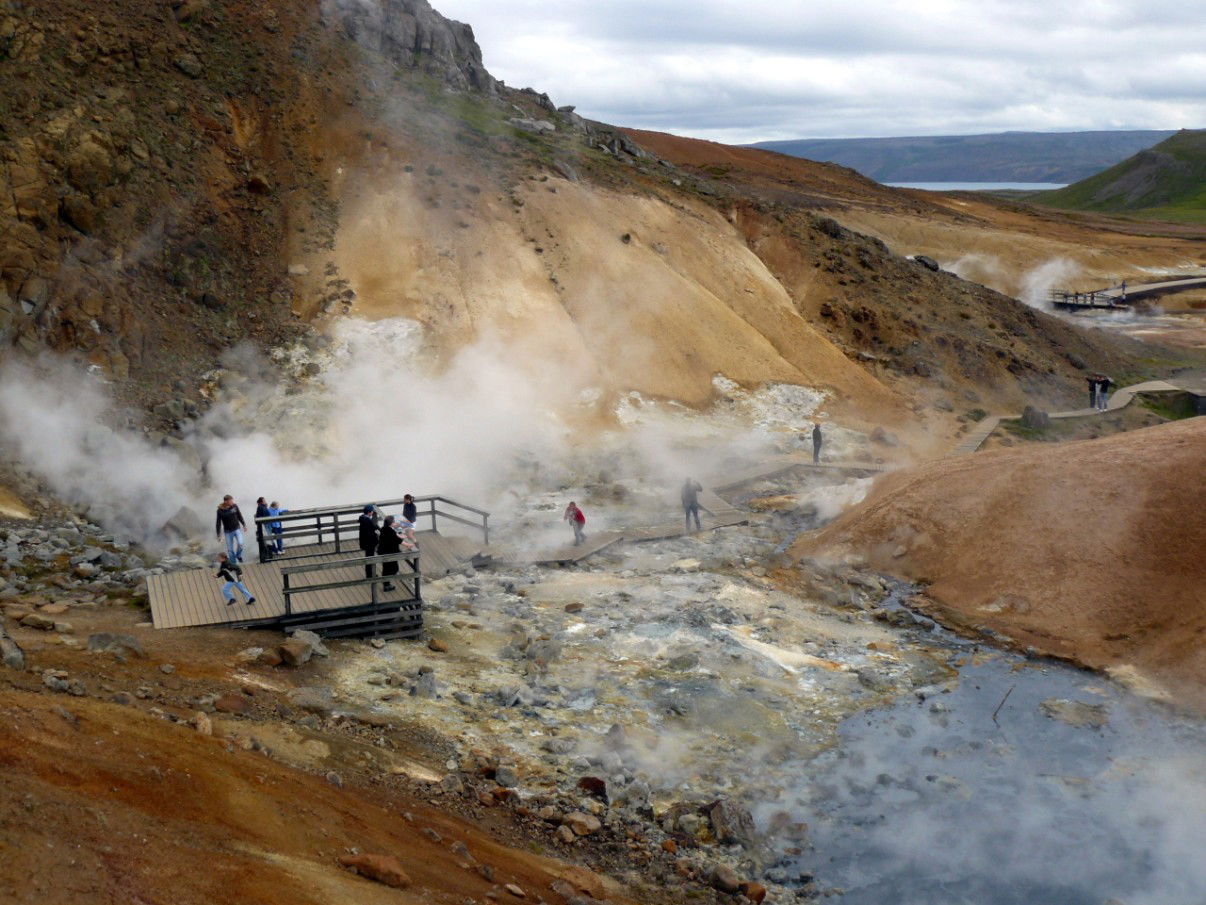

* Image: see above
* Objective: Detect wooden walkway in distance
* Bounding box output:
[149,531,480,631]
[511,531,626,566]
[952,379,1185,455]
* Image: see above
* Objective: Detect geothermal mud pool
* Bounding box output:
[321,465,1204,904]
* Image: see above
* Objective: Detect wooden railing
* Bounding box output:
[280,550,420,616]
[254,495,489,563]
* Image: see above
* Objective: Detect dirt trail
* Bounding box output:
[793,418,1206,710]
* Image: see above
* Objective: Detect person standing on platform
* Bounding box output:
[811,421,824,465]
[267,501,287,554]
[402,494,418,527]
[216,495,246,563]
[377,515,402,592]
[564,501,586,546]
[254,497,273,563]
[216,553,255,607]
[359,505,380,580]
[682,478,703,533]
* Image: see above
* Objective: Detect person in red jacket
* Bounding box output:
[564,501,586,546]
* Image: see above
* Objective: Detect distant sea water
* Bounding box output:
[886,181,1068,191]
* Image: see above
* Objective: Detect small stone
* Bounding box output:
[564,602,583,614]
[740,882,768,904]
[214,694,250,715]
[661,839,678,854]
[160,663,176,674]
[504,884,525,898]
[563,811,601,836]
[20,613,55,631]
[278,638,313,667]
[711,865,741,895]
[325,771,343,788]
[193,712,213,735]
[370,638,386,649]
[338,853,411,889]
[556,825,576,844]
[428,638,448,653]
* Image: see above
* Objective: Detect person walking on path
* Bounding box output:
[254,497,273,563]
[564,501,586,547]
[681,478,703,533]
[216,553,255,607]
[267,501,287,554]
[358,505,380,580]
[402,494,418,526]
[216,495,246,563]
[376,515,402,592]
[811,421,824,465]
[1097,375,1113,411]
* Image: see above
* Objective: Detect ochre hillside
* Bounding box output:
[793,418,1206,710]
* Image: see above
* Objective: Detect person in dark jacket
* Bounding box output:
[1087,374,1100,409]
[402,494,418,526]
[216,553,255,606]
[358,505,380,580]
[215,495,247,563]
[682,478,703,533]
[1097,375,1113,411]
[811,421,823,465]
[254,497,273,563]
[376,515,403,592]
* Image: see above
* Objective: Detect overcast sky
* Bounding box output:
[432,0,1206,143]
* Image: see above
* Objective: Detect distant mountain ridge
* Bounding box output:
[1038,129,1206,224]
[749,130,1178,183]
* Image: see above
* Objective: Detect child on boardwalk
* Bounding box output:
[216,553,255,606]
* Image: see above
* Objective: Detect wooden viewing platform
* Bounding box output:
[148,496,491,639]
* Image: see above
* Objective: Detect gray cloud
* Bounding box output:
[433,0,1206,142]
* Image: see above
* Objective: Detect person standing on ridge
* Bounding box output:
[402,494,418,527]
[254,497,272,563]
[564,501,586,547]
[215,495,246,563]
[358,505,380,580]
[376,515,402,592]
[216,553,255,607]
[682,478,703,534]
[812,421,824,465]
[1097,375,1113,411]
[1086,374,1100,409]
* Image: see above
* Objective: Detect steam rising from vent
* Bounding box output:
[1020,257,1080,310]
[0,319,828,545]
[0,357,197,539]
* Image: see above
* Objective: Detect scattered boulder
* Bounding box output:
[278,638,314,667]
[337,853,412,889]
[289,629,329,657]
[428,637,448,653]
[213,694,250,715]
[0,625,24,670]
[710,864,741,895]
[706,798,756,847]
[740,881,768,903]
[20,612,56,631]
[563,811,601,836]
[912,254,941,272]
[173,53,204,78]
[1021,405,1052,430]
[87,633,145,657]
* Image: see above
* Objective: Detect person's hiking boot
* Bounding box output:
[225,599,235,606]
[246,597,256,606]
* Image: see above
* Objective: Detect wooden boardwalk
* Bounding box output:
[149,531,480,631]
[952,379,1185,455]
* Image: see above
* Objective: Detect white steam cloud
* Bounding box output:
[1019,257,1080,310]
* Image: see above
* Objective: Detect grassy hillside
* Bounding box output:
[1038,130,1206,224]
[750,130,1176,183]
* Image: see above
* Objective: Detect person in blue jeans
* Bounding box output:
[215,495,246,562]
[268,500,288,554]
[216,554,255,607]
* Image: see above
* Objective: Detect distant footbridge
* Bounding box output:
[1050,275,1206,310]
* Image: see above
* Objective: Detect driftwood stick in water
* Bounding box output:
[992,685,1015,725]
